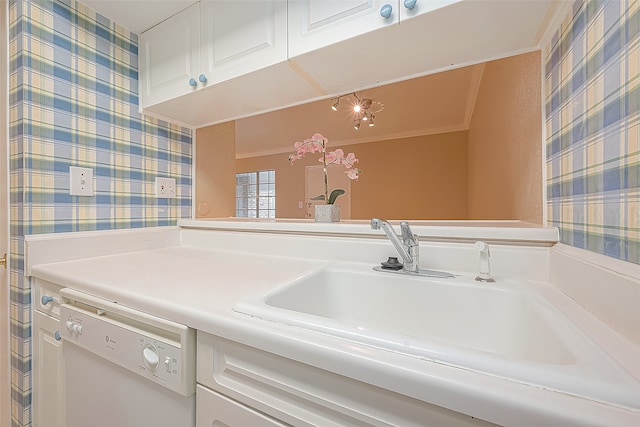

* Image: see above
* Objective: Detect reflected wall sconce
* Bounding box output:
[330,92,378,130]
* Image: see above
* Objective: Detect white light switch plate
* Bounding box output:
[70,166,94,196]
[155,177,176,198]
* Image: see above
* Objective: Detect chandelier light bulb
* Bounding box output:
[354,120,361,130]
[331,100,339,111]
[353,104,361,113]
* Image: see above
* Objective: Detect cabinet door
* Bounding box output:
[196,385,287,427]
[33,311,63,427]
[288,0,399,58]
[200,0,287,84]
[139,2,200,108]
[34,279,62,318]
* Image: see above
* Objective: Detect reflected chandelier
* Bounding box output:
[330,92,377,130]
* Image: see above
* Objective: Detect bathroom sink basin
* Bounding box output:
[234,263,640,410]
[236,264,573,365]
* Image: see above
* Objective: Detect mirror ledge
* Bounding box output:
[177,218,558,245]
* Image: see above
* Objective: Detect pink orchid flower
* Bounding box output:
[342,152,358,169]
[288,152,304,164]
[294,141,306,155]
[323,151,336,164]
[345,168,361,180]
[302,134,326,154]
[308,140,324,153]
[288,133,362,204]
[325,149,344,165]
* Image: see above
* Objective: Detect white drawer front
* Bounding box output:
[197,332,496,427]
[197,385,287,427]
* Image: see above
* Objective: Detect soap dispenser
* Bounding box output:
[474,241,495,283]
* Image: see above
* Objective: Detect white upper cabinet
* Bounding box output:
[290,0,554,94]
[138,0,555,127]
[288,0,399,58]
[140,0,290,112]
[140,3,200,108]
[200,0,287,84]
[397,0,461,21]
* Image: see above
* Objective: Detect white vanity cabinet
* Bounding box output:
[140,0,288,109]
[32,279,64,427]
[197,332,497,427]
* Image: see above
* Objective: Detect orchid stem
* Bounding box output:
[322,139,328,203]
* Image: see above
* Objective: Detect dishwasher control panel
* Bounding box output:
[60,288,196,397]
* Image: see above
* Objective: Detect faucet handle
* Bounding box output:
[400,221,418,246]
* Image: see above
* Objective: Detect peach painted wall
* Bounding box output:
[237,132,468,220]
[467,51,543,224]
[195,122,236,218]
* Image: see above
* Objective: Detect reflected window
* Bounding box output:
[236,170,275,218]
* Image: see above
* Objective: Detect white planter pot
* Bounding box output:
[314,204,340,222]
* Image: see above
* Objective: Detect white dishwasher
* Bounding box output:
[59,288,196,427]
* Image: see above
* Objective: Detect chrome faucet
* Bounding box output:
[370,218,455,278]
[370,218,419,272]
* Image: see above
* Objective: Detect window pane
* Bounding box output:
[236,170,275,218]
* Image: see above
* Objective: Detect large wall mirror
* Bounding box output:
[196,51,543,224]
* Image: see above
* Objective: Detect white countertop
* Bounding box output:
[33,246,324,320]
[29,240,640,427]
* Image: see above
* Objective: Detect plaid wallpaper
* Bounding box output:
[546,0,640,265]
[8,0,192,425]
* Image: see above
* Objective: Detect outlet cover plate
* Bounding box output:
[155,177,176,198]
[70,166,94,196]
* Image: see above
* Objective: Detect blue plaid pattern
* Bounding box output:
[8,0,192,425]
[546,0,640,264]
